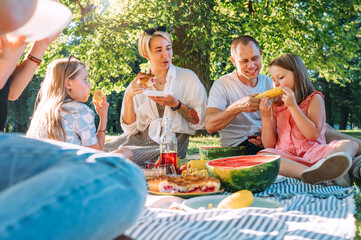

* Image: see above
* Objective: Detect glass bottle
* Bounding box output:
[159,117,178,172]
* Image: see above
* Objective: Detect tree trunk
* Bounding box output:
[318,77,333,126]
[339,106,349,130]
[172,2,213,94]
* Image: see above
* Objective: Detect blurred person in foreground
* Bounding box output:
[0,1,146,239]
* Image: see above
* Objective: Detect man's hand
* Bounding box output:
[234,94,261,113]
[249,128,263,148]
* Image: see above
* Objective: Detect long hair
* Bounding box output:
[269,53,314,104]
[26,58,85,141]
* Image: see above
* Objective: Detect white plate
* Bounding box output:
[273,175,286,184]
[182,195,281,212]
[7,1,72,42]
[143,91,174,97]
[148,189,225,199]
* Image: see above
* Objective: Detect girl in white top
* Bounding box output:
[26,58,109,150]
[105,27,207,167]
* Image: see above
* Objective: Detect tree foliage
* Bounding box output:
[6,0,361,132]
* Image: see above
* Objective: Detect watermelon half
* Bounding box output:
[199,146,246,160]
[206,155,280,193]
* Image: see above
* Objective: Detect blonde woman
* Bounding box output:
[26,57,109,150]
[105,27,208,167]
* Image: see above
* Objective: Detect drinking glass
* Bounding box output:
[157,164,177,176]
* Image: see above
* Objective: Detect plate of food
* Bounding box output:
[148,175,223,198]
[182,195,282,212]
[148,189,225,198]
[7,1,72,42]
[143,91,174,97]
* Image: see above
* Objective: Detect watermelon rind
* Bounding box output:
[206,155,280,193]
[199,146,246,160]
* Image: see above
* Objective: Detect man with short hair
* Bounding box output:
[206,35,270,154]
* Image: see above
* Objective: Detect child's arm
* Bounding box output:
[281,87,324,141]
[89,95,109,150]
[259,97,277,148]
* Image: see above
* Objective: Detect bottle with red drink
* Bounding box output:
[159,117,177,173]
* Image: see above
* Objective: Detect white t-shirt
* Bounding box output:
[207,72,273,146]
[121,64,208,143]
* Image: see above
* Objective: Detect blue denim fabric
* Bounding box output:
[0,133,147,240]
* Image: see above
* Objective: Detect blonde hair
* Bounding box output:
[26,58,85,141]
[269,53,314,104]
[138,31,172,58]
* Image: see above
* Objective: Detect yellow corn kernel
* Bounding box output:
[217,190,254,209]
[186,160,209,170]
[255,87,284,99]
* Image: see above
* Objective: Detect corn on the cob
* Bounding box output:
[186,160,209,170]
[217,190,254,209]
[181,169,208,177]
[255,87,284,99]
[181,160,210,177]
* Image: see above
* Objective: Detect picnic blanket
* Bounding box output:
[125,177,357,240]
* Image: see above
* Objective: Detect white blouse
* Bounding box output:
[121,64,207,143]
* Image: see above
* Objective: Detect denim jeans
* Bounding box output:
[0,133,147,240]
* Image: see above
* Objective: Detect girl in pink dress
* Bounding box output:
[258,53,358,185]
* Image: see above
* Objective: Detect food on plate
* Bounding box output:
[148,175,221,193]
[199,146,246,160]
[137,72,156,87]
[255,87,284,99]
[217,190,254,209]
[93,90,104,103]
[206,155,280,193]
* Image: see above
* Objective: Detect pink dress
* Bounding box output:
[258,91,344,167]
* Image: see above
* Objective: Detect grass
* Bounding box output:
[107,130,361,239]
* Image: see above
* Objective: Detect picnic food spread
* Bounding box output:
[218,190,254,209]
[93,90,104,103]
[255,87,284,99]
[137,72,156,87]
[206,155,280,192]
[199,146,246,160]
[148,175,221,193]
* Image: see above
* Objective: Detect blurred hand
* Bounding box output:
[0,35,26,61]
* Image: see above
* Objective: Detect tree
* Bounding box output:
[6,0,361,132]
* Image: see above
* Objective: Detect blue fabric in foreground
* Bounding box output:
[126,177,357,240]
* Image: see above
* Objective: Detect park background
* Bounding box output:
[5,1,361,237]
[4,0,361,133]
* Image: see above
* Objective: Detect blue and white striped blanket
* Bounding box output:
[125,177,357,240]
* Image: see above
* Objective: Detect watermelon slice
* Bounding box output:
[206,155,280,193]
[199,146,246,160]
